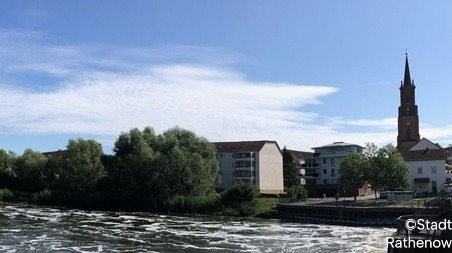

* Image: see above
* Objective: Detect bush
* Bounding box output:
[292,185,308,200]
[221,181,258,207]
[0,188,13,201]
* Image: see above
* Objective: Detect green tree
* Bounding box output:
[0,149,8,174]
[367,144,409,199]
[282,148,299,190]
[109,126,219,208]
[0,149,13,190]
[111,127,164,200]
[158,126,219,197]
[59,138,105,192]
[14,149,48,192]
[338,153,369,201]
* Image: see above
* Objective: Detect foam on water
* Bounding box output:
[0,202,394,252]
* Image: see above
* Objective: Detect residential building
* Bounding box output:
[403,138,452,196]
[303,141,365,197]
[396,53,452,195]
[214,141,284,194]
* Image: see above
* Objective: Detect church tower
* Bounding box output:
[397,52,420,155]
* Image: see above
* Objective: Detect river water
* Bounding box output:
[0,203,394,252]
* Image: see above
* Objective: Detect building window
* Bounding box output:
[417,167,422,174]
[431,167,437,174]
[331,168,336,177]
[331,158,335,167]
[220,154,223,158]
[232,154,234,158]
[323,169,327,174]
[432,181,437,189]
[323,179,328,184]
[323,159,327,164]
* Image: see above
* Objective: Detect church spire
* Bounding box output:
[404,51,412,86]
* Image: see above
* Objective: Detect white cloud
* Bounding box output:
[0,63,338,148]
[2,29,450,152]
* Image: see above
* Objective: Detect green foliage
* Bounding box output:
[0,149,8,174]
[292,185,308,200]
[59,139,105,192]
[158,127,219,197]
[282,148,299,189]
[109,126,219,207]
[163,194,222,213]
[338,153,369,200]
[221,181,258,208]
[0,188,13,201]
[368,144,409,192]
[0,149,13,189]
[13,149,48,192]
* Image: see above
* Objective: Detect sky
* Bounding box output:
[1,1,452,154]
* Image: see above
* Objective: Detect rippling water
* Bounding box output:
[0,203,394,252]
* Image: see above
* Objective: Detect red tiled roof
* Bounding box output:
[286,149,314,158]
[41,149,67,159]
[403,148,445,162]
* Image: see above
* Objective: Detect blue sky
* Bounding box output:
[1,1,452,154]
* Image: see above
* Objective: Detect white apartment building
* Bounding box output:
[304,142,364,197]
[214,141,284,194]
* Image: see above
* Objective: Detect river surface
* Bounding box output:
[0,203,394,252]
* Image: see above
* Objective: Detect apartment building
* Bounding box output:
[214,141,284,194]
[304,141,365,197]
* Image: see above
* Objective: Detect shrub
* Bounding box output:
[0,188,13,201]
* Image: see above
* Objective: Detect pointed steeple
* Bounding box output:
[404,51,412,86]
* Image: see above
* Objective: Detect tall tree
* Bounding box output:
[112,127,163,198]
[338,153,369,201]
[0,149,13,189]
[13,149,48,192]
[158,126,219,197]
[0,149,8,174]
[282,148,299,190]
[59,138,105,192]
[367,144,409,199]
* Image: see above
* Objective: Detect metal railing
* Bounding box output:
[396,193,452,239]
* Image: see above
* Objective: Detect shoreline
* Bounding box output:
[277,202,425,227]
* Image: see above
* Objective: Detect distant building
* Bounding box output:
[303,141,367,197]
[396,53,452,195]
[42,149,67,159]
[214,141,284,194]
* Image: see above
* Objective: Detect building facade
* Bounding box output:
[303,141,366,197]
[214,141,284,194]
[396,53,451,195]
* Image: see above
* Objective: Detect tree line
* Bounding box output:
[0,126,260,215]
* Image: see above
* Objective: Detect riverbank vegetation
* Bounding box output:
[0,126,274,217]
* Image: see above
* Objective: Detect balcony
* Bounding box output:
[235,166,256,171]
[235,176,256,180]
[235,157,255,161]
[301,163,319,168]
